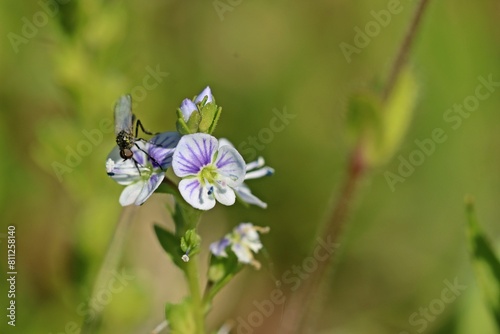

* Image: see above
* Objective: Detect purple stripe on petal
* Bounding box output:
[187,142,206,168]
[133,148,146,166]
[184,179,200,198]
[177,151,202,174]
[216,151,234,169]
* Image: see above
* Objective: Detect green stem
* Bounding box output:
[185,256,206,334]
[382,0,431,102]
[81,206,137,334]
[202,272,237,306]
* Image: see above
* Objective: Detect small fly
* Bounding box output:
[114,94,162,171]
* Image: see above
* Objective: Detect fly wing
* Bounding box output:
[114,95,133,135]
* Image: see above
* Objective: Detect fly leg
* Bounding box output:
[135,119,159,137]
[134,143,164,171]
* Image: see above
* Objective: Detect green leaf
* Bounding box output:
[346,92,383,147]
[154,224,185,269]
[205,252,242,303]
[180,229,202,257]
[466,198,500,329]
[176,109,201,135]
[198,103,218,133]
[364,66,418,166]
[165,298,196,334]
[207,106,222,135]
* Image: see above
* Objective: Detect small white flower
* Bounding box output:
[106,132,180,206]
[210,223,270,268]
[218,139,274,208]
[171,133,246,210]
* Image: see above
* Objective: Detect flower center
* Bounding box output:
[199,164,218,184]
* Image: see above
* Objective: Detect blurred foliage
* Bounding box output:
[466,199,500,329]
[1,0,500,333]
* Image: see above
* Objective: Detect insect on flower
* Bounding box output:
[114,94,162,171]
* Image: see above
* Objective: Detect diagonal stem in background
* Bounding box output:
[81,205,137,334]
[279,0,432,332]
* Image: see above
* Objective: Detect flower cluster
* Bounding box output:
[106,87,272,211]
[105,86,273,332]
[105,86,272,267]
[210,223,270,268]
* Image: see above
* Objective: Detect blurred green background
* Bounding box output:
[1,0,500,333]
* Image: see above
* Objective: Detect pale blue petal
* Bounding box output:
[231,243,253,264]
[234,184,267,209]
[245,157,265,171]
[106,147,147,185]
[214,145,246,187]
[148,132,181,169]
[134,173,165,205]
[179,99,197,122]
[235,223,263,253]
[119,182,145,206]
[210,237,230,257]
[178,178,216,210]
[194,86,213,104]
[244,166,275,180]
[172,134,218,177]
[218,138,233,149]
[213,183,236,206]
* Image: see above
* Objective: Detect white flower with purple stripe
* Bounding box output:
[218,139,274,209]
[210,223,270,268]
[172,133,246,210]
[179,86,213,122]
[106,132,180,206]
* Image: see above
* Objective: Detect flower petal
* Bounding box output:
[106,147,147,185]
[231,243,254,264]
[119,182,145,206]
[213,183,236,206]
[172,134,218,177]
[194,86,213,105]
[245,156,265,171]
[236,223,264,253]
[218,138,233,149]
[178,178,216,210]
[214,145,246,187]
[234,184,267,209]
[134,173,165,205]
[210,237,230,257]
[179,99,197,122]
[245,166,275,180]
[148,132,181,169]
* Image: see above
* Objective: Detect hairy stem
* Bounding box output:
[185,256,206,334]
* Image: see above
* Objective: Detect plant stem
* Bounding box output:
[383,0,431,102]
[81,205,137,334]
[279,1,432,332]
[185,256,206,334]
